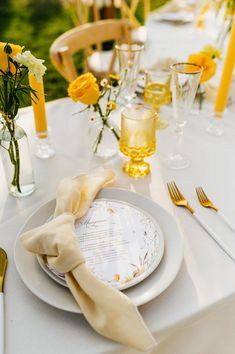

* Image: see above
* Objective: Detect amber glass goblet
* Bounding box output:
[119,103,157,178]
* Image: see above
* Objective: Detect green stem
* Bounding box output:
[91,101,120,153]
[12,139,21,192]
[94,103,103,118]
[93,124,104,153]
[104,119,120,140]
[5,121,21,193]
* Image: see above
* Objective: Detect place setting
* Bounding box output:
[14,170,184,312]
[1,1,235,353]
[11,45,185,346]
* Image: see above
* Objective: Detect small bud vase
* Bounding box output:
[88,110,120,159]
[0,118,36,197]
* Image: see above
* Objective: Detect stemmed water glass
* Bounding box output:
[144,69,171,129]
[115,43,144,103]
[162,63,202,170]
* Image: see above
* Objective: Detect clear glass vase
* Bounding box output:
[0,120,36,197]
[88,111,120,159]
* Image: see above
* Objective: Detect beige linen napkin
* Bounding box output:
[20,169,156,352]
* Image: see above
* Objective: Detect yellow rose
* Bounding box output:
[0,42,23,74]
[68,72,100,105]
[188,53,217,83]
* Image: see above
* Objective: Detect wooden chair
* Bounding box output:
[49,19,133,82]
[120,0,150,28]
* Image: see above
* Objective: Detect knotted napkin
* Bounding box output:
[20,169,156,351]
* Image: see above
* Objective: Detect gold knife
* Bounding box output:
[0,248,7,354]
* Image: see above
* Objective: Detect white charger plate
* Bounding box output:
[36,198,165,291]
[14,188,184,313]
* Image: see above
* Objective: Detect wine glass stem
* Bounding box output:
[175,125,184,154]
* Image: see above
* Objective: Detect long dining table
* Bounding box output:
[1,14,235,354]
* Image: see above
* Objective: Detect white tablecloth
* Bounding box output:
[1,17,235,354]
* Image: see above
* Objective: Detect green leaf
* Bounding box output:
[4,43,12,55]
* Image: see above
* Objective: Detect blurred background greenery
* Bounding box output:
[0,0,167,105]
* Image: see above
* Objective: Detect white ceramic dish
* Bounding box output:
[14,188,184,314]
[37,198,165,291]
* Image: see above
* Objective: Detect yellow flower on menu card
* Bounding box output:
[0,42,22,74]
[68,72,100,105]
[188,52,217,83]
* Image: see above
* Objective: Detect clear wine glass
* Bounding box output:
[162,62,202,170]
[144,69,171,129]
[115,43,144,103]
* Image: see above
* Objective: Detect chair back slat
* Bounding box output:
[50,19,133,81]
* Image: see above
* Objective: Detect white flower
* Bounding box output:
[14,50,47,82]
[100,78,108,87]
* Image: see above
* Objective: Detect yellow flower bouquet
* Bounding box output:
[188,45,221,111]
[196,0,234,50]
[68,72,120,156]
[0,42,46,197]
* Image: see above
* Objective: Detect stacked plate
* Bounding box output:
[14,188,183,314]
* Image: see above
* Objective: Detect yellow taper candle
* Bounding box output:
[214,15,235,117]
[29,74,48,138]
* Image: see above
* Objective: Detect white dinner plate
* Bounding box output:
[36,198,165,291]
[14,188,183,314]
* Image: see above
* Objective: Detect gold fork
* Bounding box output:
[196,186,235,232]
[196,187,218,212]
[167,181,235,261]
[167,181,195,214]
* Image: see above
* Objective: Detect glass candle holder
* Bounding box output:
[119,103,157,178]
[29,74,55,159]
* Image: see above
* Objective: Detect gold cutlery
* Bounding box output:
[196,186,235,232]
[167,181,235,261]
[0,248,7,354]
